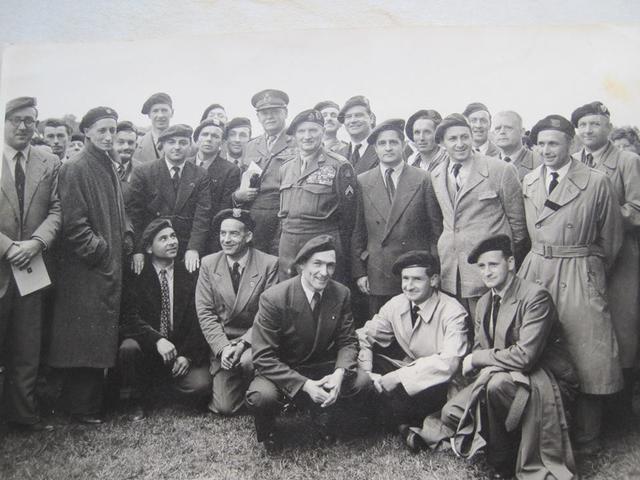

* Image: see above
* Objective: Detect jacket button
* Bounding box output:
[560,282,567,288]
[535,224,541,229]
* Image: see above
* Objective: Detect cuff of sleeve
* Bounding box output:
[31,236,48,252]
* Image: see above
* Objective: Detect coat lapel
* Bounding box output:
[382,166,420,244]
[536,159,587,224]
[232,249,262,315]
[362,168,391,221]
[1,156,21,221]
[156,160,177,207]
[307,281,340,361]
[456,155,487,204]
[212,255,236,313]
[23,150,47,218]
[475,293,493,349]
[175,162,196,212]
[431,161,454,216]
[494,279,520,349]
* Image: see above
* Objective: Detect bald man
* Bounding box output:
[492,111,541,181]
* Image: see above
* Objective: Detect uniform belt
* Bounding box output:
[531,243,602,259]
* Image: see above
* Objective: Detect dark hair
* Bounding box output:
[41,118,72,136]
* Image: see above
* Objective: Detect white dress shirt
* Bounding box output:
[380,161,404,189]
[3,144,30,180]
[165,159,186,178]
[544,160,571,193]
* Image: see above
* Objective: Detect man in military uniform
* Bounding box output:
[336,95,379,175]
[314,101,347,153]
[405,109,449,172]
[223,117,252,168]
[492,111,541,181]
[232,89,296,255]
[277,109,357,283]
[463,102,500,157]
[134,92,174,163]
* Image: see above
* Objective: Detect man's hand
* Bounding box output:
[320,368,345,408]
[171,356,191,377]
[368,372,384,394]
[6,240,42,269]
[302,379,331,405]
[156,338,177,364]
[131,253,145,275]
[220,343,244,370]
[356,276,370,295]
[234,188,258,204]
[462,354,476,377]
[184,249,200,273]
[379,371,401,393]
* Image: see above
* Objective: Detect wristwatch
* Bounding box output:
[230,339,250,349]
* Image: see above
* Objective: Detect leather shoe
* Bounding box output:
[398,424,425,453]
[8,421,55,433]
[124,400,146,422]
[263,432,282,456]
[73,414,104,425]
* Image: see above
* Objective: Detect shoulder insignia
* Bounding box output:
[344,185,355,198]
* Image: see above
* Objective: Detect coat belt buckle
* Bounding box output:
[543,245,553,259]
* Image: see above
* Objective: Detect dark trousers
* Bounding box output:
[57,367,105,415]
[245,362,372,442]
[0,280,43,424]
[117,338,211,401]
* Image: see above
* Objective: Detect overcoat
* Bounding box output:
[518,159,624,394]
[48,142,132,368]
[501,148,542,182]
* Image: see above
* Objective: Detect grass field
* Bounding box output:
[1,392,640,480]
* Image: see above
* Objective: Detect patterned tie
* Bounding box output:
[410,304,420,328]
[412,153,422,168]
[474,147,480,153]
[584,152,594,167]
[451,162,462,191]
[14,152,25,219]
[385,168,395,202]
[230,261,241,294]
[159,269,171,336]
[490,294,501,343]
[351,144,361,166]
[116,162,125,180]
[171,166,180,192]
[548,172,559,195]
[311,292,322,321]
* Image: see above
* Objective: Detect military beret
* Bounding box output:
[529,114,574,144]
[367,118,406,145]
[224,117,252,139]
[212,208,256,233]
[5,96,38,118]
[141,92,173,115]
[251,89,289,111]
[314,100,340,112]
[79,106,118,133]
[570,101,610,127]
[70,132,85,142]
[462,102,491,118]
[405,109,443,141]
[338,95,372,124]
[294,234,336,265]
[286,109,324,136]
[141,218,174,251]
[392,250,440,276]
[193,118,225,142]
[467,234,513,264]
[116,121,137,135]
[200,103,225,122]
[434,113,471,144]
[157,124,193,143]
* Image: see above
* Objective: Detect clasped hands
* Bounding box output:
[156,338,190,377]
[302,368,345,408]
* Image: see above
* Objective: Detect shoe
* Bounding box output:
[8,421,54,433]
[73,414,104,425]
[398,424,425,453]
[263,432,281,456]
[128,403,145,422]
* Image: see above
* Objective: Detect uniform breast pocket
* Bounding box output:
[300,183,334,218]
[279,183,293,215]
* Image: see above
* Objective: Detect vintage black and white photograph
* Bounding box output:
[1,1,640,479]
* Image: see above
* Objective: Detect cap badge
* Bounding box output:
[232,208,242,218]
[550,119,561,128]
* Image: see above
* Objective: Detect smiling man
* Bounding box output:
[41,118,72,162]
[277,109,356,283]
[134,92,174,163]
[492,111,541,181]
[463,102,500,157]
[314,100,347,153]
[336,95,379,174]
[223,117,252,168]
[405,109,449,172]
[196,209,278,415]
[247,235,371,453]
[113,121,141,203]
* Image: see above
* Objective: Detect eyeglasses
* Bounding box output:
[6,116,36,128]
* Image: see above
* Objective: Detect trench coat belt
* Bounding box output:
[531,242,603,259]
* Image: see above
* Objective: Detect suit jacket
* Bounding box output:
[0,147,61,297]
[133,131,162,163]
[252,276,358,398]
[432,154,526,298]
[337,142,379,175]
[196,247,279,357]
[119,158,142,205]
[120,261,209,366]
[351,164,443,295]
[188,153,242,253]
[127,158,212,254]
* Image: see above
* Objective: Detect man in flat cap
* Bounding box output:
[336,95,379,175]
[234,89,296,255]
[420,235,578,479]
[463,102,500,157]
[200,103,227,124]
[196,209,278,415]
[188,119,241,254]
[48,106,133,424]
[277,109,357,283]
[134,92,173,163]
[65,132,84,163]
[118,219,211,420]
[1,96,61,431]
[223,117,252,168]
[41,118,72,162]
[113,121,141,204]
[128,124,212,274]
[405,109,449,172]
[492,111,541,181]
[518,114,623,454]
[356,251,468,451]
[314,101,348,153]
[352,119,443,317]
[246,234,371,453]
[430,113,526,324]
[571,101,640,414]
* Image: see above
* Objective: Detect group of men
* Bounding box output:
[2,88,639,480]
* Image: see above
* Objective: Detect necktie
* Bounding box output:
[410,304,420,328]
[490,294,501,343]
[230,261,241,294]
[311,292,322,321]
[451,162,462,191]
[14,152,25,219]
[116,162,125,179]
[171,166,180,192]
[385,168,396,202]
[548,172,559,195]
[159,269,171,337]
[412,153,422,168]
[267,135,276,152]
[503,156,511,163]
[584,152,594,167]
[351,144,361,166]
[474,147,480,153]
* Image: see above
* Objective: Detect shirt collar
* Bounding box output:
[491,273,515,300]
[300,275,324,305]
[500,146,524,161]
[475,140,489,154]
[165,158,186,175]
[152,260,174,277]
[226,249,250,271]
[583,143,608,162]
[410,290,439,324]
[4,143,30,161]
[380,161,404,176]
[547,159,571,177]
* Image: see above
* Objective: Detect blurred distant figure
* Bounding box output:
[610,125,640,154]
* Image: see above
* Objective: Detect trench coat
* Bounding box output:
[48,142,132,368]
[573,142,640,368]
[518,159,624,394]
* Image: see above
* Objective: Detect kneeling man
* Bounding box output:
[118,219,212,420]
[356,251,468,451]
[246,235,371,453]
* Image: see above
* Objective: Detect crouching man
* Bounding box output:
[356,251,468,451]
[246,235,371,453]
[118,219,212,420]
